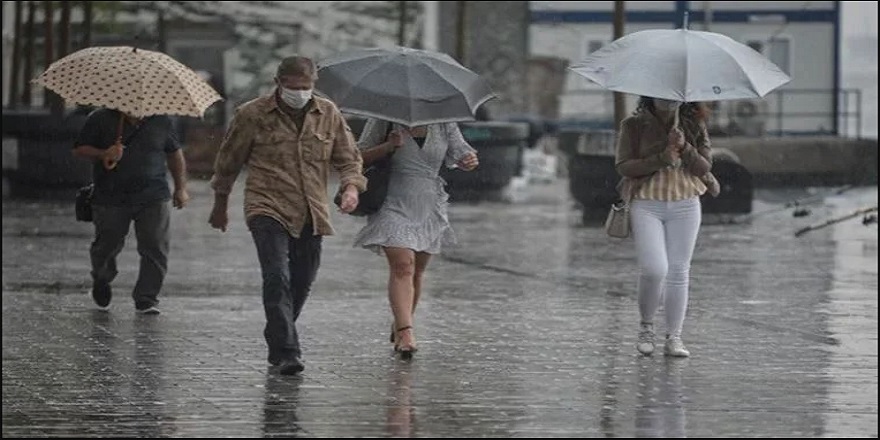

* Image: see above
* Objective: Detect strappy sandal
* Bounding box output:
[394,325,418,359]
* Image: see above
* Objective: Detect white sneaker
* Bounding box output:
[664,337,690,357]
[637,325,655,355]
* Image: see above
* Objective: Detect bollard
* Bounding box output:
[558,128,619,224]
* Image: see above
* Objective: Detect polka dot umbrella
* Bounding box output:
[33,46,223,119]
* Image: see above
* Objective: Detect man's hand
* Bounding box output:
[338,185,360,214]
[457,152,479,171]
[102,143,124,169]
[208,205,229,232]
[173,188,190,209]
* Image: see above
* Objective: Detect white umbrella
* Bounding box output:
[569,23,791,102]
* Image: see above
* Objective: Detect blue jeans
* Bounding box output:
[248,216,322,361]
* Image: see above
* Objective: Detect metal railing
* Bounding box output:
[559,88,864,138]
[768,89,862,138]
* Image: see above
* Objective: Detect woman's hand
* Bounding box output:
[663,128,685,165]
[662,142,681,165]
[457,152,479,171]
[386,130,405,150]
[668,128,685,150]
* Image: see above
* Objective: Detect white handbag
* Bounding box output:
[604,200,630,238]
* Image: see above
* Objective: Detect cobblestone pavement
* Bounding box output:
[3,178,877,437]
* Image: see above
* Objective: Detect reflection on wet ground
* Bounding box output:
[2,180,877,437]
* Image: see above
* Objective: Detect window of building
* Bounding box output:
[746,38,791,75]
[767,37,791,75]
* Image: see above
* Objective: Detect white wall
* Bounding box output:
[531,21,663,122]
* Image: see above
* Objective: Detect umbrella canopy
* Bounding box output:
[316,46,496,127]
[569,28,791,102]
[33,46,222,118]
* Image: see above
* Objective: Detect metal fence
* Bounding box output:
[559,88,864,138]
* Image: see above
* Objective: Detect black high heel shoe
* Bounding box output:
[394,325,418,359]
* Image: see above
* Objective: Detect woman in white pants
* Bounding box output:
[614,96,716,357]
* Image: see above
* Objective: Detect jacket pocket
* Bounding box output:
[303,132,333,161]
[254,132,291,163]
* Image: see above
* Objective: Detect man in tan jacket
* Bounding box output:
[208,56,366,375]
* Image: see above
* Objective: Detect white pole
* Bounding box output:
[421,1,439,51]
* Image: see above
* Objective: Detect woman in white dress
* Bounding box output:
[353,118,479,358]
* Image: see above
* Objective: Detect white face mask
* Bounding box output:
[654,99,682,112]
[280,87,312,109]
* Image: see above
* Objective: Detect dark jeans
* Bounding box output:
[90,201,170,308]
[248,215,323,361]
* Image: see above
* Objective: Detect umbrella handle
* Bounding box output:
[104,115,126,170]
[673,105,680,130]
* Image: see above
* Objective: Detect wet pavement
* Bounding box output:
[2,177,877,437]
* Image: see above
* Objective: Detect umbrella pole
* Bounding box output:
[671,105,684,168]
[116,113,124,144]
[103,113,125,170]
[673,104,680,129]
